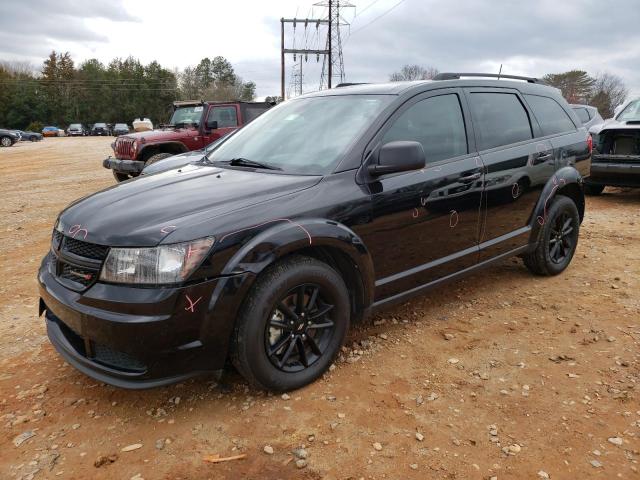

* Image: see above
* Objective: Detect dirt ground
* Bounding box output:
[0,137,638,480]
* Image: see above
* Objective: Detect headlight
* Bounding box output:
[100,236,214,285]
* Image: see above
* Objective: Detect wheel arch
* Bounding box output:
[529,166,584,242]
[217,219,376,322]
[138,142,188,161]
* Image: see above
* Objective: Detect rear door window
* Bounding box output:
[468,92,533,150]
[208,106,238,128]
[573,107,590,123]
[525,94,576,135]
[382,94,468,164]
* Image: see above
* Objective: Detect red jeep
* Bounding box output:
[103,100,273,181]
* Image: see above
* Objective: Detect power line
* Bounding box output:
[346,0,406,40]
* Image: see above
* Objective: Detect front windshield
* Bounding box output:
[170,106,203,126]
[617,100,640,121]
[208,95,392,175]
[94,123,106,128]
[69,124,81,129]
[115,124,127,129]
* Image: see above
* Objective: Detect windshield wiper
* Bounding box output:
[226,157,282,170]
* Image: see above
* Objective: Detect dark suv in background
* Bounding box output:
[91,123,110,136]
[39,73,590,391]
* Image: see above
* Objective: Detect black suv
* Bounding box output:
[91,123,110,136]
[38,73,591,391]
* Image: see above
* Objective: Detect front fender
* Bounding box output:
[529,166,584,242]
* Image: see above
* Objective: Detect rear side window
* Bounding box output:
[208,106,238,128]
[573,107,590,123]
[382,94,467,163]
[244,105,268,123]
[525,94,576,135]
[468,92,532,150]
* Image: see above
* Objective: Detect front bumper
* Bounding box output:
[588,154,640,187]
[103,156,145,174]
[38,259,252,388]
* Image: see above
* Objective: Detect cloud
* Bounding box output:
[0,0,138,61]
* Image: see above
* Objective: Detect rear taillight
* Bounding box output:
[587,134,593,153]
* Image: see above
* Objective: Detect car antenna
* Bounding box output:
[497,64,503,80]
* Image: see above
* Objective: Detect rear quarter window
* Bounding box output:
[525,94,576,136]
[468,92,533,150]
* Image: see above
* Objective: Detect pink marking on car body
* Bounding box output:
[219,218,312,245]
[449,210,459,228]
[68,224,88,239]
[184,294,202,313]
[538,176,566,225]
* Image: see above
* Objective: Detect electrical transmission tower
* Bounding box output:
[316,0,354,90]
[280,1,354,99]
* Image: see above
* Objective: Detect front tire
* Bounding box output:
[584,183,605,196]
[523,195,579,276]
[231,255,350,392]
[112,171,131,182]
[0,136,13,147]
[144,152,173,167]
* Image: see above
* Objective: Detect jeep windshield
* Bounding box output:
[170,106,203,127]
[617,99,640,122]
[208,95,392,175]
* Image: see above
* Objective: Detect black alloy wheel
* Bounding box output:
[265,283,335,373]
[549,211,575,264]
[232,255,349,391]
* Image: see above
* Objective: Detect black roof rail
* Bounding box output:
[335,82,369,88]
[433,72,543,84]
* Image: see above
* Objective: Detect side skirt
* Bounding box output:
[370,244,531,312]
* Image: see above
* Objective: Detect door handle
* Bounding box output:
[533,152,553,165]
[459,172,481,183]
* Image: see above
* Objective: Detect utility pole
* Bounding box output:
[317,0,354,90]
[328,0,332,89]
[280,17,330,99]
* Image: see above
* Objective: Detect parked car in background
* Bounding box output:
[42,126,59,137]
[112,123,130,136]
[0,128,20,147]
[67,124,87,136]
[40,73,590,391]
[103,100,273,181]
[91,123,110,136]
[586,98,640,194]
[571,104,604,130]
[15,130,43,142]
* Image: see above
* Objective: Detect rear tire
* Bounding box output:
[523,195,579,276]
[231,255,350,392]
[584,183,605,195]
[0,136,13,147]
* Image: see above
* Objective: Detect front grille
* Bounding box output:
[93,343,146,372]
[59,263,97,287]
[64,237,109,260]
[50,232,109,291]
[115,138,135,159]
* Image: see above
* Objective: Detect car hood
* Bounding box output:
[589,118,640,134]
[141,150,204,176]
[57,165,321,247]
[121,127,199,144]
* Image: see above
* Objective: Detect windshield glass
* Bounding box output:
[209,95,391,174]
[617,99,640,121]
[94,123,106,128]
[69,124,81,129]
[170,106,203,126]
[115,124,127,129]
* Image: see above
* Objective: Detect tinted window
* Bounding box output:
[382,94,467,163]
[244,105,268,123]
[525,95,576,135]
[573,107,590,124]
[469,93,532,150]
[208,106,238,128]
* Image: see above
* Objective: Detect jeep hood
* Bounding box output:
[122,127,199,144]
[57,165,321,246]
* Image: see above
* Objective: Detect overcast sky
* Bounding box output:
[1,0,639,100]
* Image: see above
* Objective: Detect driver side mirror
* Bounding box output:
[368,141,426,177]
[206,119,218,130]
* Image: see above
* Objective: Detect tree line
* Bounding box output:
[0,52,257,131]
[389,64,629,118]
